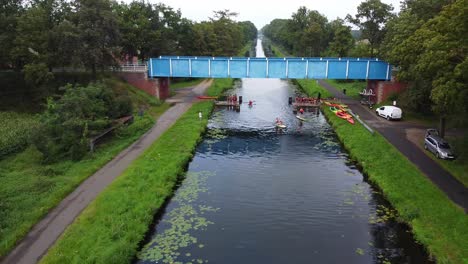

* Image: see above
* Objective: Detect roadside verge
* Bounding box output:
[320,105,468,264]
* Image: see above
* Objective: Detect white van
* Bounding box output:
[376,106,402,120]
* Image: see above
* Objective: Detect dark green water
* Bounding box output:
[136,40,431,264]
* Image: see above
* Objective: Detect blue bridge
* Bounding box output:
[148,56,392,80]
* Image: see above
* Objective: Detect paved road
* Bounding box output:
[319,80,468,212]
[1,80,213,264]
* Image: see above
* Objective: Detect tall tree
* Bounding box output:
[0,0,24,69]
[73,0,120,77]
[346,0,394,57]
[385,0,467,136]
[381,0,454,115]
[327,19,354,57]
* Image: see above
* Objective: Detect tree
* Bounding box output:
[72,0,120,77]
[384,0,467,136]
[327,19,354,57]
[289,8,328,56]
[346,0,394,57]
[0,0,24,69]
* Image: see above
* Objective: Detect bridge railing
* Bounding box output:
[112,64,147,72]
[148,57,392,80]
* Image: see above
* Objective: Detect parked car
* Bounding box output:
[375,106,402,120]
[425,128,439,138]
[424,131,455,159]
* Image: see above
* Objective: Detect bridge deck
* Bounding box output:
[148,56,391,80]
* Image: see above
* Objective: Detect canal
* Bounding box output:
[136,40,431,264]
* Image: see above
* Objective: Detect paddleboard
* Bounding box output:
[275,124,287,129]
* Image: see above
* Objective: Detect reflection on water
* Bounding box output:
[137,40,431,264]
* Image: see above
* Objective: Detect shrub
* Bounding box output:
[33,82,133,162]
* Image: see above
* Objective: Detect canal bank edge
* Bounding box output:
[314,98,468,262]
[39,79,235,264]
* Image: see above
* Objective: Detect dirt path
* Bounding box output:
[1,79,213,264]
[318,80,468,212]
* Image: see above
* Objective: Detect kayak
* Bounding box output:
[330,107,339,113]
[296,115,307,121]
[275,123,287,129]
[336,111,354,124]
[336,111,352,119]
[197,96,218,99]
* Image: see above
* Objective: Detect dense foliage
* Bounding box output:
[262,7,355,57]
[383,0,467,129]
[0,1,257,82]
[346,0,394,57]
[33,82,132,162]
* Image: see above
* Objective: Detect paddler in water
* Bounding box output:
[299,108,304,114]
[248,100,253,107]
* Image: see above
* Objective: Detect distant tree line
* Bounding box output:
[263,0,467,132]
[0,0,257,82]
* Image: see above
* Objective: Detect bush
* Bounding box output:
[33,82,133,162]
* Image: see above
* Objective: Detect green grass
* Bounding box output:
[319,106,468,263]
[0,112,40,158]
[0,78,171,258]
[271,45,286,57]
[170,79,205,90]
[206,78,235,96]
[40,79,233,264]
[325,80,366,100]
[0,112,156,258]
[294,79,333,98]
[238,41,255,57]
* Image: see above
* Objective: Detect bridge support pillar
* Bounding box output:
[366,80,407,104]
[155,77,170,100]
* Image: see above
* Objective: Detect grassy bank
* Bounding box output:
[319,104,468,263]
[0,80,167,258]
[40,79,233,263]
[0,112,39,158]
[293,79,333,98]
[325,80,366,100]
[0,113,156,258]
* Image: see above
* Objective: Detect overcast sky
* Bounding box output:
[144,0,402,29]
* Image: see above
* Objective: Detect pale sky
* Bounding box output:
[144,0,402,29]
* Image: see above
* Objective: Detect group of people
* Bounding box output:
[295,97,320,104]
[227,95,238,103]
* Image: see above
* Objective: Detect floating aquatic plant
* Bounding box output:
[138,171,217,263]
[355,248,365,255]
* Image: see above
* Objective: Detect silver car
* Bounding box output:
[424,134,455,159]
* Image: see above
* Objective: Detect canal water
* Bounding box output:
[137,40,431,264]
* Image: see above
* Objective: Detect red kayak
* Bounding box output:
[336,111,355,124]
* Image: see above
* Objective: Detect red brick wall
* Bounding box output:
[367,80,408,103]
[116,73,170,100]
